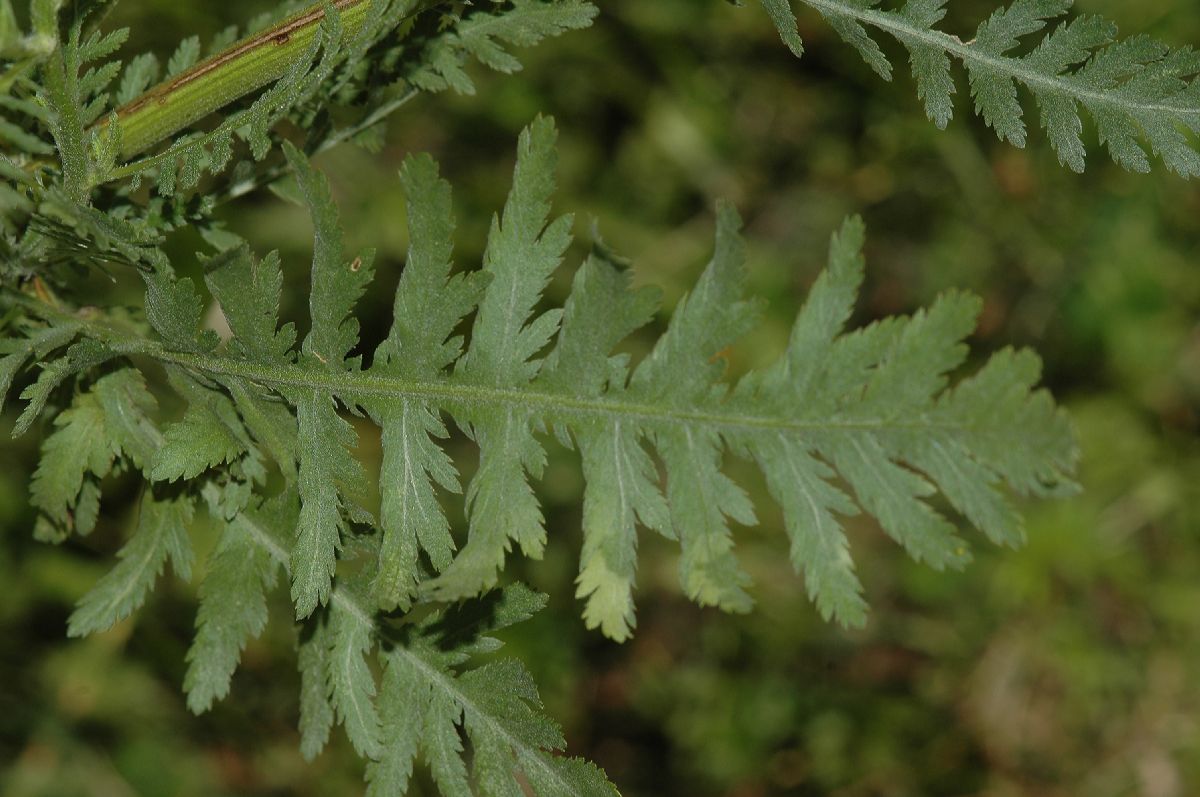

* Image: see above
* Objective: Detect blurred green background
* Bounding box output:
[5,1,1200,795]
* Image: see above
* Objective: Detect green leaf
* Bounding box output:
[414,0,598,94]
[457,116,571,386]
[204,245,298,363]
[813,0,893,80]
[30,390,115,526]
[29,368,161,536]
[155,369,261,483]
[67,493,194,637]
[733,217,868,624]
[291,390,363,618]
[298,608,335,761]
[755,0,1200,175]
[13,129,1078,797]
[0,322,81,414]
[426,116,571,601]
[150,404,248,482]
[116,52,160,106]
[144,265,218,353]
[132,120,1076,636]
[166,34,200,78]
[628,203,764,612]
[223,378,299,482]
[372,398,460,608]
[366,153,486,611]
[283,141,375,619]
[42,45,88,200]
[93,368,160,471]
[539,245,666,640]
[183,511,280,713]
[897,0,954,128]
[455,0,598,75]
[39,22,129,194]
[328,591,383,759]
[969,0,1070,146]
[285,141,374,371]
[759,0,804,56]
[366,586,618,797]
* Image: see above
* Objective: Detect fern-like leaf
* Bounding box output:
[284,140,375,619]
[366,584,617,797]
[183,504,280,713]
[428,116,572,599]
[67,491,194,637]
[369,153,487,610]
[757,0,1200,175]
[4,116,1079,793]
[45,118,1076,638]
[409,0,598,95]
[29,367,157,537]
[175,483,615,793]
[38,12,129,194]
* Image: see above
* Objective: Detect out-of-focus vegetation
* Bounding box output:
[3,1,1200,795]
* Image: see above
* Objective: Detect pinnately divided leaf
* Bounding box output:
[365,584,617,797]
[1,2,1100,794]
[284,140,375,620]
[174,486,619,794]
[8,70,1081,796]
[29,367,159,538]
[183,499,282,714]
[17,117,1076,644]
[368,153,488,611]
[68,491,194,637]
[755,0,1200,175]
[428,116,573,601]
[408,0,598,95]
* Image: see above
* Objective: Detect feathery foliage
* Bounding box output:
[0,0,1107,792]
[754,0,1200,175]
[8,116,1076,644]
[365,584,616,796]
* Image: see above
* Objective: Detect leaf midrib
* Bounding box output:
[127,342,987,438]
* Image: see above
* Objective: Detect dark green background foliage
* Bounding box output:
[3,1,1200,795]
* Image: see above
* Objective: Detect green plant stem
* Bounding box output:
[109,0,426,160]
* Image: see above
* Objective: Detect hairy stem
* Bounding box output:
[109,0,433,159]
